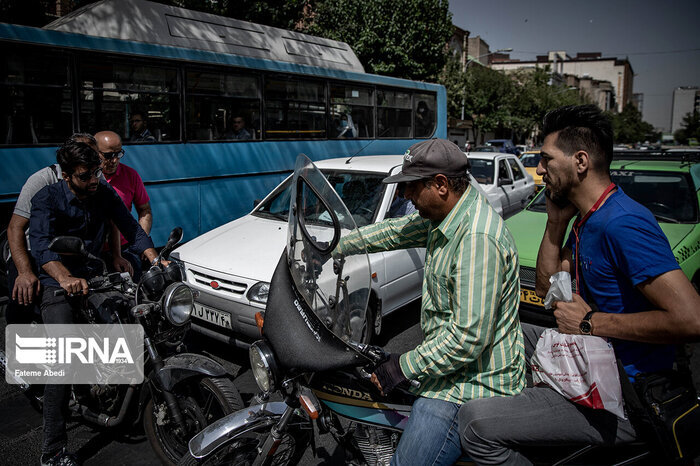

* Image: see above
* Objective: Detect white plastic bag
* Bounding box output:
[543,271,573,310]
[531,328,626,419]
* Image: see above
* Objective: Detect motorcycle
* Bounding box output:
[1,227,244,465]
[178,155,659,466]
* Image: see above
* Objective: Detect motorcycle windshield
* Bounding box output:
[286,154,372,344]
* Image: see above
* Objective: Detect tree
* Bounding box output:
[673,112,700,145]
[608,105,659,144]
[304,0,453,82]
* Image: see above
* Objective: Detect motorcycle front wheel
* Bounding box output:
[144,376,244,466]
[177,422,311,466]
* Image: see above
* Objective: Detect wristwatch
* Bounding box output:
[579,311,597,335]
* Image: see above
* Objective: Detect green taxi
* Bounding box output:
[506,152,700,325]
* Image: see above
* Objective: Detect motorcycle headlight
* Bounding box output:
[247,282,270,304]
[162,282,193,326]
[249,340,278,393]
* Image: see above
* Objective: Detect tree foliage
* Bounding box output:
[439,64,588,143]
[608,105,659,144]
[304,0,453,82]
[673,112,700,145]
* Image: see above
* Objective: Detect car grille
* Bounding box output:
[520,266,536,288]
[519,265,577,292]
[189,268,248,296]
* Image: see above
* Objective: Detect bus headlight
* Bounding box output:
[249,340,278,393]
[162,282,193,326]
[247,282,270,304]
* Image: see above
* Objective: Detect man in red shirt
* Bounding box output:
[95,130,152,279]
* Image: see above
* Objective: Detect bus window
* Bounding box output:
[79,60,179,142]
[414,93,436,138]
[329,84,374,139]
[186,70,260,141]
[264,78,325,139]
[377,89,411,138]
[0,44,73,145]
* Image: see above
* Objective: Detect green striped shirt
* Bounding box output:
[338,185,525,404]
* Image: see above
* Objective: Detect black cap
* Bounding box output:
[383,139,470,184]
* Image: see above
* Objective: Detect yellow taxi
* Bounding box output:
[520,151,543,191]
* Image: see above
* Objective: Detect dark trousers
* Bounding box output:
[40,286,74,455]
[5,259,41,324]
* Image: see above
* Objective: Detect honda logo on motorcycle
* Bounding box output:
[4,324,144,385]
[210,281,220,289]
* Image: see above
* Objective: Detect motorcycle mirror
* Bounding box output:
[158,227,183,262]
[49,236,88,256]
[49,236,108,275]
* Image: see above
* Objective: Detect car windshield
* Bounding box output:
[611,170,697,223]
[489,141,504,147]
[521,153,541,168]
[469,159,494,185]
[474,146,497,152]
[526,170,698,223]
[255,170,386,227]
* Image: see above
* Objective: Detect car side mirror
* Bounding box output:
[499,178,513,186]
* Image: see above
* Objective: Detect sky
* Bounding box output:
[448,0,700,132]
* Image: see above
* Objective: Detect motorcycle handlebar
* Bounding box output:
[350,342,421,389]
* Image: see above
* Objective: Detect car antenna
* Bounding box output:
[345,138,377,164]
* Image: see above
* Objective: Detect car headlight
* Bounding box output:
[247,282,270,304]
[249,340,278,393]
[162,282,193,326]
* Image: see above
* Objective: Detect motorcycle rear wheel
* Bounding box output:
[144,376,243,466]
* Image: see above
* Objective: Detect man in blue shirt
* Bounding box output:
[458,105,700,465]
[29,140,160,466]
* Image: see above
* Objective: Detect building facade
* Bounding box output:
[670,86,700,134]
[491,52,634,112]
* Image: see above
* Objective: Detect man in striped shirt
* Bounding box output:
[337,138,525,466]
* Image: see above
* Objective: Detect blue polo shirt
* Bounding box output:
[29,179,154,288]
[567,188,680,377]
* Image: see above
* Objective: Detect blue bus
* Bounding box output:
[0,0,446,245]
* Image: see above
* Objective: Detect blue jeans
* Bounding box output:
[392,397,462,466]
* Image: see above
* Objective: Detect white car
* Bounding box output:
[171,154,497,347]
[467,151,535,217]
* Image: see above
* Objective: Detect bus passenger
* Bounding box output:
[95,130,152,280]
[4,134,133,323]
[129,111,156,142]
[223,115,252,140]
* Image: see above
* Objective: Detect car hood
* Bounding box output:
[506,210,694,268]
[659,223,694,251]
[505,210,548,268]
[176,214,287,281]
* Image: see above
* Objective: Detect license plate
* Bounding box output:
[520,288,544,307]
[193,303,232,329]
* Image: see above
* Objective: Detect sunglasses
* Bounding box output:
[100,149,125,160]
[73,167,102,182]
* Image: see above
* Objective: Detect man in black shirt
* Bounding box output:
[29,140,160,465]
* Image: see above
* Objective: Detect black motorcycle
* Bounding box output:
[178,156,660,466]
[2,227,244,465]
